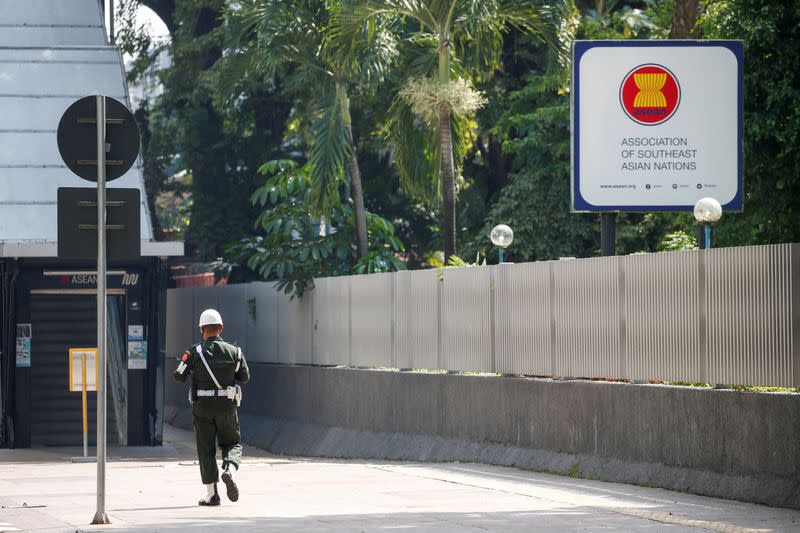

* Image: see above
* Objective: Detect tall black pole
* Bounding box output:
[109,0,115,44]
[600,212,617,256]
[696,224,706,250]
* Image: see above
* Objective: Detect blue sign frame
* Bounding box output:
[571,40,743,212]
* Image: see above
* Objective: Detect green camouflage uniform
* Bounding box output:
[173,336,250,484]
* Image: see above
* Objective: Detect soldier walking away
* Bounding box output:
[173,308,250,506]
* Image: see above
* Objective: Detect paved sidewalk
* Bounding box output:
[0,425,798,532]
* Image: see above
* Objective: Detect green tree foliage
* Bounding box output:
[462,2,697,263]
[658,230,698,251]
[700,0,800,245]
[121,0,800,275]
[344,89,441,268]
[471,73,598,261]
[220,0,399,259]
[225,160,405,297]
[345,0,566,262]
[118,0,292,259]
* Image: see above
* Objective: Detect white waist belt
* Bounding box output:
[196,389,229,397]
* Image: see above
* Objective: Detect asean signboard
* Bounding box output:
[571,41,743,212]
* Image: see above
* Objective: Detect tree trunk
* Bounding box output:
[181,2,228,258]
[438,41,456,262]
[669,0,700,39]
[338,82,368,259]
[439,104,456,263]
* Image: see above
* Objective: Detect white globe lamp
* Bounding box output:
[490,224,514,263]
[693,198,722,249]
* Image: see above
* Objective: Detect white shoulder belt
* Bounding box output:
[196,344,223,390]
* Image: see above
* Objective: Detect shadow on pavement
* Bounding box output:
[79,509,683,533]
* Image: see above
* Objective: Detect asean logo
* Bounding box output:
[619,64,681,126]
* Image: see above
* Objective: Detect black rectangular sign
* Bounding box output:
[57,187,141,260]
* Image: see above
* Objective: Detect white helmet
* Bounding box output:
[198,309,223,327]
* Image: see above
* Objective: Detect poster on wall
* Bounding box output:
[128,325,144,341]
[127,324,146,369]
[571,40,743,212]
[128,340,147,369]
[15,323,31,367]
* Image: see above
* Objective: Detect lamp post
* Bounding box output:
[490,224,514,264]
[693,197,722,249]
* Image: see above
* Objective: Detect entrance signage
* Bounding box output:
[56,95,140,182]
[571,41,743,212]
[57,187,141,260]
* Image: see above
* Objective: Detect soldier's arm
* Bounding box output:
[173,350,192,382]
[235,348,250,384]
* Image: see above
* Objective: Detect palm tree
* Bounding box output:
[344,0,565,261]
[220,0,396,259]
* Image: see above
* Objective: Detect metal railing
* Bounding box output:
[165,244,799,388]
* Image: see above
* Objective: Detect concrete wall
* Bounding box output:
[165,363,800,509]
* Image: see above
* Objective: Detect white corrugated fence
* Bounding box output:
[165,244,799,388]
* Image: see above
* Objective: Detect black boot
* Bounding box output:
[198,483,221,506]
[221,466,239,502]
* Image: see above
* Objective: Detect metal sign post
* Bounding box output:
[55,93,140,525]
[92,94,111,526]
[82,352,88,458]
[69,348,98,464]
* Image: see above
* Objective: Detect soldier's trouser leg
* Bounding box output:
[217,407,242,471]
[193,410,220,484]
